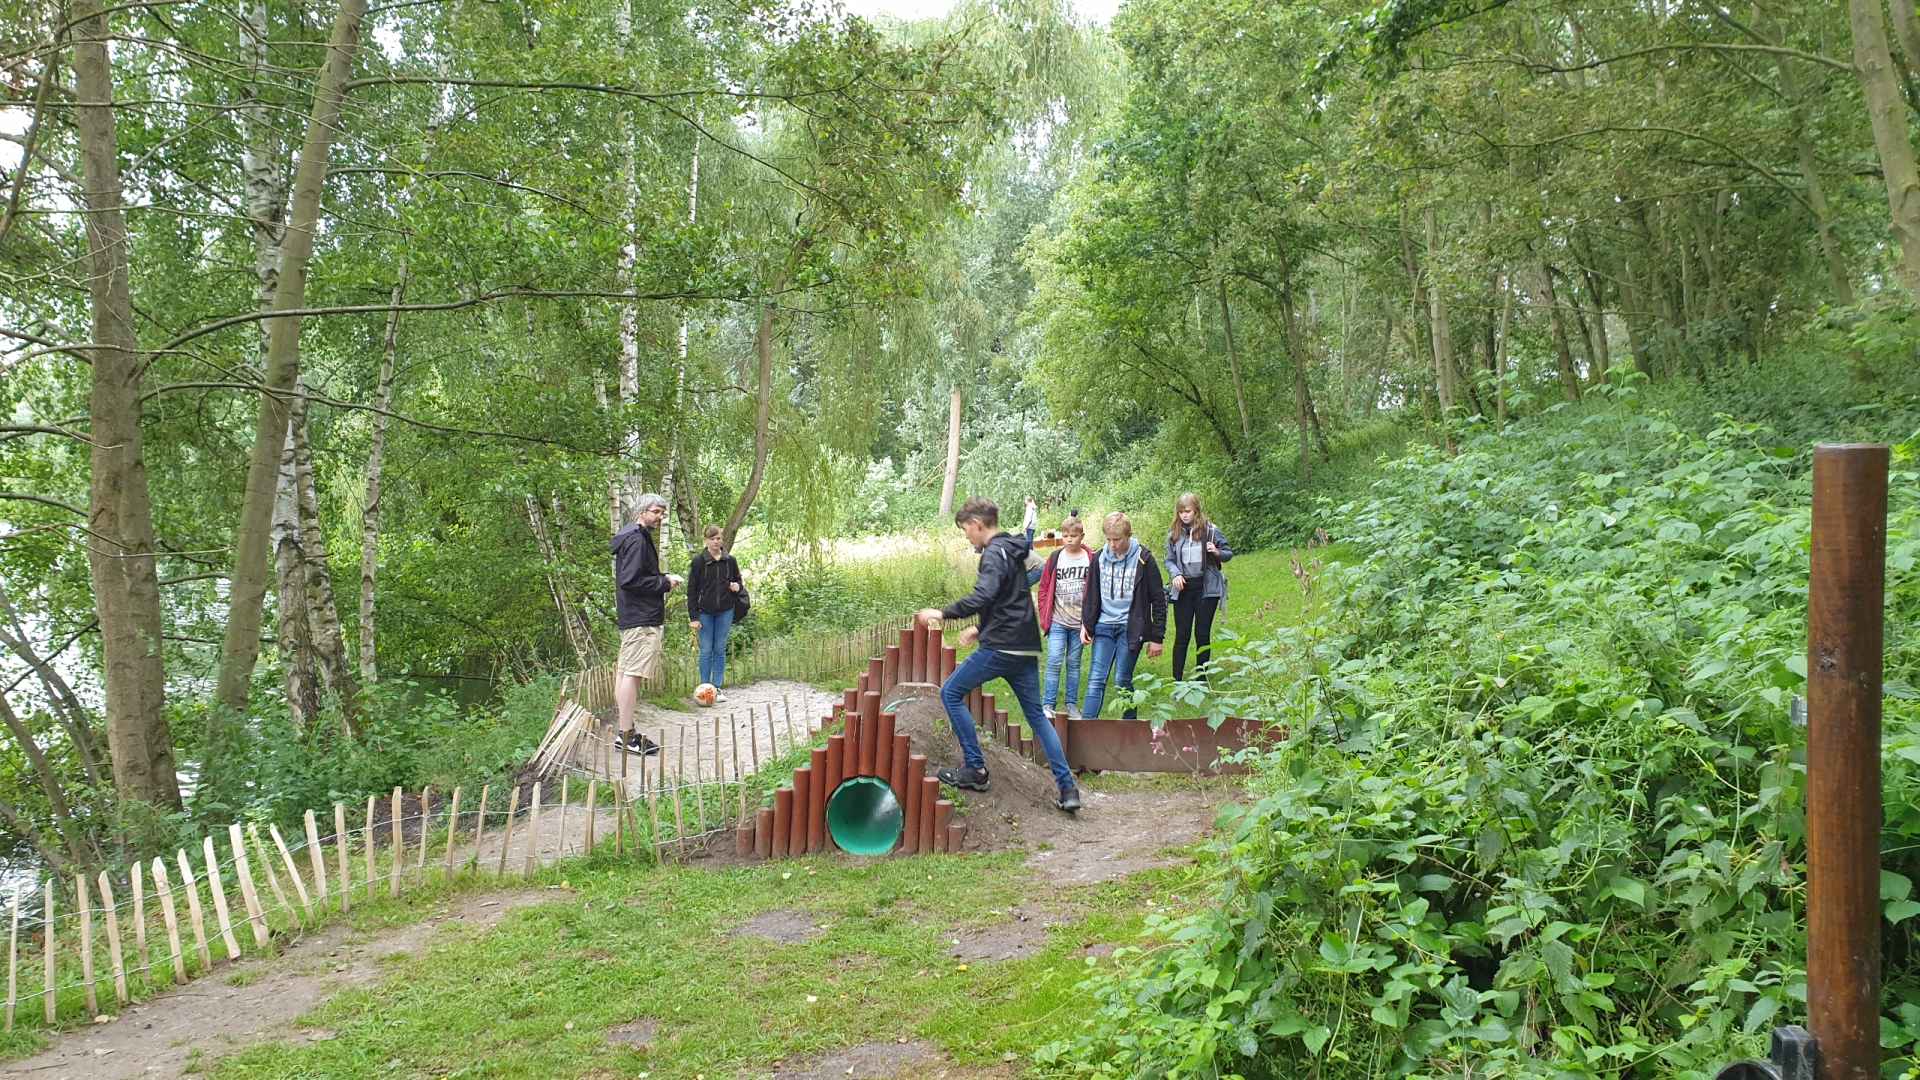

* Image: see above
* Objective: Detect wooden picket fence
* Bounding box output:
[0,760,764,1033]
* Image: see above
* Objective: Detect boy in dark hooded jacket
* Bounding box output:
[916,498,1082,813]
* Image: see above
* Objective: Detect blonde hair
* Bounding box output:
[1103,511,1132,540]
[1169,492,1211,542]
[1060,517,1085,537]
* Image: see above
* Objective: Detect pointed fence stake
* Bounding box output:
[203,836,241,961]
[75,873,97,1016]
[228,824,271,946]
[175,850,211,970]
[151,858,187,984]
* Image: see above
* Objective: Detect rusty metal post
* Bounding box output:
[1807,443,1888,1080]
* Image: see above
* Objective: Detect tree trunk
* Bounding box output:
[70,0,182,809]
[358,273,403,685]
[1886,0,1920,85]
[1276,286,1313,483]
[1216,277,1251,443]
[0,579,106,790]
[1578,265,1611,383]
[610,0,644,536]
[0,692,96,870]
[940,385,962,520]
[1846,2,1920,299]
[212,0,369,739]
[1773,51,1856,305]
[291,395,355,728]
[526,495,597,671]
[1423,207,1457,451]
[723,270,789,549]
[1535,255,1584,401]
[272,403,320,729]
[666,141,700,548]
[1494,273,1513,427]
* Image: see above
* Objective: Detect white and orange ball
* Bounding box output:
[693,683,718,707]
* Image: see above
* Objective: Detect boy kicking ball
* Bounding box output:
[916,497,1083,814]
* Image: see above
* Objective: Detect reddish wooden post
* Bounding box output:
[883,646,900,692]
[1806,443,1889,1080]
[918,776,939,852]
[903,754,927,854]
[940,644,956,684]
[808,747,829,853]
[922,625,939,687]
[772,787,793,859]
[790,769,811,856]
[898,628,917,681]
[859,692,882,776]
[875,713,897,790]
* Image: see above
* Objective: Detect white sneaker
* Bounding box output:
[1042,707,1055,721]
[713,692,729,704]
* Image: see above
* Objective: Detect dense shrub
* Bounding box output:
[1040,393,1920,1077]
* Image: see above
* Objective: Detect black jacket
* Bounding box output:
[1080,541,1168,650]
[941,532,1043,653]
[686,551,743,620]
[611,524,671,629]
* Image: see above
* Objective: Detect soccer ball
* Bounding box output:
[693,683,718,707]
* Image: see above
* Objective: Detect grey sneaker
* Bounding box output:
[1057,784,1082,813]
[938,765,991,792]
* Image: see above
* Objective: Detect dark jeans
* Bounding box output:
[939,647,1072,790]
[1171,589,1220,682]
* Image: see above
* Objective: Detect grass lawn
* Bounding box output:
[208,840,1220,1079]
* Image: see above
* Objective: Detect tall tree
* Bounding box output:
[69,0,182,809]
[212,0,370,740]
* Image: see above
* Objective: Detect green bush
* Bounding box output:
[1040,399,1920,1077]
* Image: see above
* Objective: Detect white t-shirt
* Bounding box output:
[1051,548,1091,629]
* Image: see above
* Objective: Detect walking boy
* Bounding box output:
[916,498,1082,813]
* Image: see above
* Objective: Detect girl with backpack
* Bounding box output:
[1164,492,1233,682]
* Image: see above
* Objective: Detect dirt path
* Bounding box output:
[0,890,556,1080]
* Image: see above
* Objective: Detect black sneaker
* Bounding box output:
[938,765,990,792]
[617,730,661,756]
[1057,784,1082,813]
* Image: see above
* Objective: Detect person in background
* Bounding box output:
[1021,495,1039,540]
[1080,511,1166,719]
[1032,516,1091,721]
[612,494,679,754]
[916,498,1082,813]
[1165,492,1234,682]
[686,524,744,702]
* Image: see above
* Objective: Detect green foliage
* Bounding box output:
[187,677,558,832]
[1041,398,1920,1076]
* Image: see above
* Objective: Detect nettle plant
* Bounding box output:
[1039,410,1920,1079]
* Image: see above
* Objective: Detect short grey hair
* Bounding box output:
[633,493,667,517]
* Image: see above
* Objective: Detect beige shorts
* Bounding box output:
[618,626,664,680]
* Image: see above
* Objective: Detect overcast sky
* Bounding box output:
[840,0,1121,23]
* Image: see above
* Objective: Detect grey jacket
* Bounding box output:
[1165,524,1233,600]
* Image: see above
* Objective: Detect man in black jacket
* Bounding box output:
[916,498,1082,813]
[611,494,680,754]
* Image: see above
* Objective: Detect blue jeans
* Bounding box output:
[1043,624,1083,713]
[696,608,734,687]
[939,647,1073,790]
[1081,622,1141,719]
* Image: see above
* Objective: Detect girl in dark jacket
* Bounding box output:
[685,525,743,698]
[1164,492,1234,682]
[1080,511,1167,719]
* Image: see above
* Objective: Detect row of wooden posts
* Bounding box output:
[1,764,743,1033]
